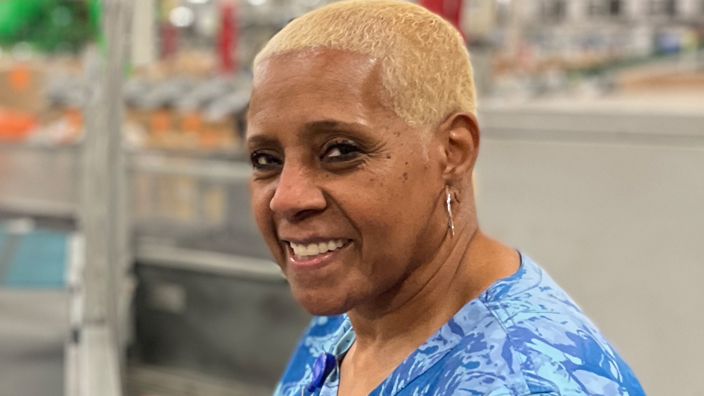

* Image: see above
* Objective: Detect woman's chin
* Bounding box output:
[292,287,351,316]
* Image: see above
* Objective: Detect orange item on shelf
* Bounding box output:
[64,108,83,128]
[150,110,172,135]
[181,112,202,133]
[8,64,32,92]
[0,62,45,114]
[0,108,38,141]
[199,128,219,148]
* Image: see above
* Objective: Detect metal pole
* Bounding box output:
[103,0,134,387]
[78,0,133,395]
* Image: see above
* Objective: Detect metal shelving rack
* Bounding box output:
[64,0,133,395]
[0,0,132,392]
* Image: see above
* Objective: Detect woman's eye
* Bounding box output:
[322,141,362,161]
[250,152,282,170]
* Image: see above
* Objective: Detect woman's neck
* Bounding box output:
[346,228,519,354]
[338,225,520,396]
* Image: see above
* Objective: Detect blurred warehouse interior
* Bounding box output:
[0,0,702,395]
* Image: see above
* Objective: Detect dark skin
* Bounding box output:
[247,48,519,396]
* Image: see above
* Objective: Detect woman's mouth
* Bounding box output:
[285,239,350,268]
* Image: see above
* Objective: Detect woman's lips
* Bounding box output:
[285,240,351,270]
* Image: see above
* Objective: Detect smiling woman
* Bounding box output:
[245,2,646,396]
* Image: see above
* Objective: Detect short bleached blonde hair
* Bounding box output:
[253,0,476,127]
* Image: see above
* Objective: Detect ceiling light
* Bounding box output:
[170,6,195,28]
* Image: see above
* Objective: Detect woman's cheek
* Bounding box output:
[250,186,274,239]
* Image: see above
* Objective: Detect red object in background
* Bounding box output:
[420,0,464,40]
[218,2,239,73]
[160,22,178,59]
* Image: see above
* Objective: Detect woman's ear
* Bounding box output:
[439,112,480,182]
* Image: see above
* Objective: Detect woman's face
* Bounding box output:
[247,49,448,315]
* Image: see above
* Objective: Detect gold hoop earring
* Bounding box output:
[446,186,455,237]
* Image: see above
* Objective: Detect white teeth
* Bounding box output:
[307,244,320,256]
[290,239,347,257]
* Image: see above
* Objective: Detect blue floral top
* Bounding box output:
[274,254,646,396]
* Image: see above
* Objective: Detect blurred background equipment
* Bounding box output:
[0,0,701,395]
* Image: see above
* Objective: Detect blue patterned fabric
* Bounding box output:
[274,254,645,396]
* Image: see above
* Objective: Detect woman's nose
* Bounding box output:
[269,163,326,221]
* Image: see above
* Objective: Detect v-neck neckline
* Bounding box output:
[323,253,527,396]
[325,301,488,396]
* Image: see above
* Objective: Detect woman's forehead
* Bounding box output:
[248,50,395,134]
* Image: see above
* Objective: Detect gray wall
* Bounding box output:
[475,106,704,396]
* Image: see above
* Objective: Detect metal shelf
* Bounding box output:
[135,244,283,283]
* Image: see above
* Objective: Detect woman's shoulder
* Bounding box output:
[438,255,646,396]
[437,317,645,396]
[479,254,595,335]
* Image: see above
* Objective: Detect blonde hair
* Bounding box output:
[253,0,476,127]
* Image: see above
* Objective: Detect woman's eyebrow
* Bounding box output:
[302,119,366,134]
[245,134,280,150]
[246,120,367,149]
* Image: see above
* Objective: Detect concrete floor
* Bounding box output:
[0,289,68,396]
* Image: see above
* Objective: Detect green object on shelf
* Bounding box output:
[0,0,53,37]
[0,0,102,52]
